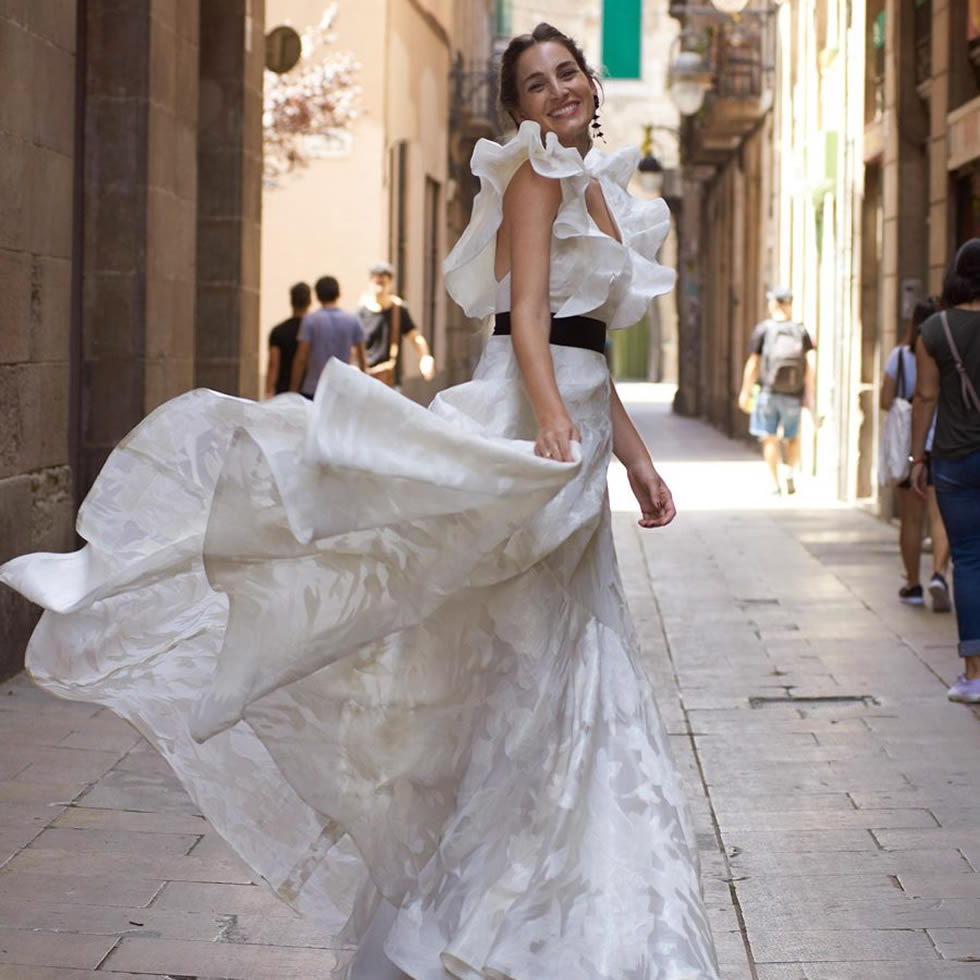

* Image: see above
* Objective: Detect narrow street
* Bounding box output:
[0,384,977,980]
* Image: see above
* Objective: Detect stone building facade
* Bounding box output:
[260,0,492,399]
[0,0,265,678]
[671,0,777,430]
[673,0,978,506]
[857,0,980,506]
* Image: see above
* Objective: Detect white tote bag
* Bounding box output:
[878,349,912,487]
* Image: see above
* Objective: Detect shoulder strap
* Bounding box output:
[389,298,402,362]
[895,345,908,400]
[940,311,980,413]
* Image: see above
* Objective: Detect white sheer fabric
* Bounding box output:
[0,124,719,980]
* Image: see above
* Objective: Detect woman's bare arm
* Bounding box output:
[909,341,940,496]
[610,383,676,527]
[610,383,650,471]
[879,371,897,411]
[503,161,578,461]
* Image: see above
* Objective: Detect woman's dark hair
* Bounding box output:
[905,296,937,350]
[498,23,601,125]
[941,237,980,308]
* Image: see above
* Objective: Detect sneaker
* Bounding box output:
[929,573,952,613]
[899,584,924,605]
[947,675,980,703]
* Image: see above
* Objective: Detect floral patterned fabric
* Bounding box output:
[0,125,719,980]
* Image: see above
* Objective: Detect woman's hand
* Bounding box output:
[628,462,677,528]
[535,416,581,462]
[910,460,929,498]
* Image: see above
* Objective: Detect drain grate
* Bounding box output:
[749,695,879,709]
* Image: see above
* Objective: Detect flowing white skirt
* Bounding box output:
[1,338,719,980]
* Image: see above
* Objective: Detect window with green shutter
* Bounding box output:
[494,0,511,40]
[602,0,642,80]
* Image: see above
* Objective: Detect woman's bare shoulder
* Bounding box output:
[502,159,561,215]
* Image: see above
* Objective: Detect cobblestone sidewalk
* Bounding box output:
[0,385,976,979]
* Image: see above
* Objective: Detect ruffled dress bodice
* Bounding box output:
[443,120,675,329]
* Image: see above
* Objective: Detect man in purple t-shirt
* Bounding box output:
[290,276,367,398]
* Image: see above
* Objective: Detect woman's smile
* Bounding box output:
[548,100,580,119]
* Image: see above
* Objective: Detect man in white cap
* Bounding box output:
[738,287,816,495]
[357,262,435,387]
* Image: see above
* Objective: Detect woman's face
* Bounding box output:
[513,41,595,149]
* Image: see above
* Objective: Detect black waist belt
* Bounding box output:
[492,312,607,355]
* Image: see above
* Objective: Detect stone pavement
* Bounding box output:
[0,383,977,979]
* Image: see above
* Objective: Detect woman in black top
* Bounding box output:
[911,238,980,703]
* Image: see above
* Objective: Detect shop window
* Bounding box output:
[956,167,980,244]
[872,10,886,116]
[970,0,980,75]
[602,0,642,80]
[494,0,511,41]
[915,0,932,86]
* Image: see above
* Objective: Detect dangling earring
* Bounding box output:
[591,93,605,143]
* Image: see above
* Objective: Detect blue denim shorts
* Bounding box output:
[749,391,802,440]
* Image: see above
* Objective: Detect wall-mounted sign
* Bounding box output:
[265,26,302,74]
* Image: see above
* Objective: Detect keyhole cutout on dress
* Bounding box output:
[495,178,622,284]
[584,178,622,245]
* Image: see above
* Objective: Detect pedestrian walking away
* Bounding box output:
[290,275,367,398]
[358,262,436,387]
[879,296,952,610]
[265,281,312,398]
[910,237,980,703]
[0,22,718,980]
[737,287,816,496]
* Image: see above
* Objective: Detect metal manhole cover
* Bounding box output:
[749,695,878,709]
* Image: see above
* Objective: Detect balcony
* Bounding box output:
[449,55,501,145]
[684,24,773,169]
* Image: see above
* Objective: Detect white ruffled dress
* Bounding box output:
[0,121,719,980]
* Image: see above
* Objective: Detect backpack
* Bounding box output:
[761,319,807,395]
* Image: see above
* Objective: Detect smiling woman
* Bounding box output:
[0,20,718,980]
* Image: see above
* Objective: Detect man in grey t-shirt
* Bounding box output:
[290,276,367,398]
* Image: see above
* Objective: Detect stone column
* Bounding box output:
[0,2,78,676]
[673,174,704,418]
[195,0,264,397]
[81,0,201,488]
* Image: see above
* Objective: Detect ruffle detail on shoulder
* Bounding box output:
[442,120,676,330]
[442,121,585,321]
